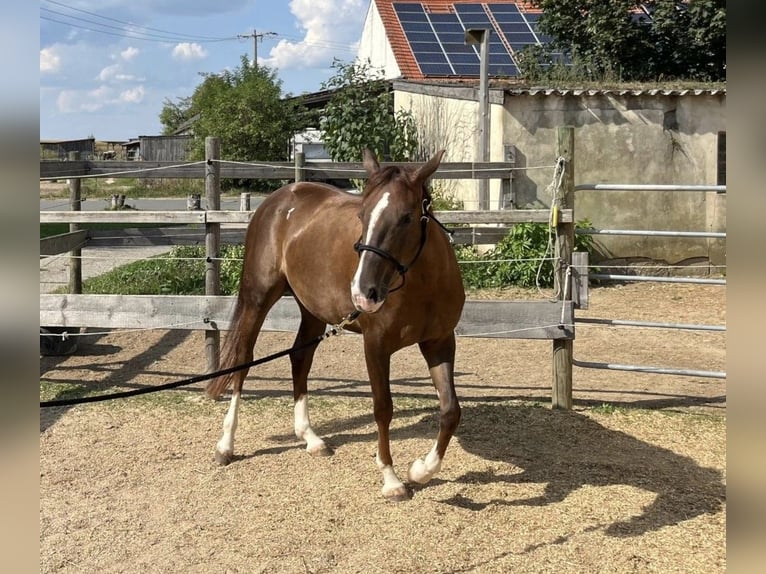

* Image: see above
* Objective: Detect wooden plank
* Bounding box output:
[571,251,589,309]
[39,211,206,224]
[40,160,88,180]
[40,295,575,340]
[437,209,572,224]
[40,295,298,332]
[40,209,572,226]
[456,300,574,340]
[206,211,255,224]
[40,230,89,256]
[87,227,246,247]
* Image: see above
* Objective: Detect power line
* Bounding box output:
[42,0,233,41]
[41,7,234,43]
[40,14,235,44]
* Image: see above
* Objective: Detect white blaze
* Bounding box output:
[350,192,390,310]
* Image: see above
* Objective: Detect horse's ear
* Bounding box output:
[362,148,380,175]
[414,149,445,186]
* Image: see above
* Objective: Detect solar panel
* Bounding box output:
[451,63,480,76]
[391,1,563,78]
[393,2,425,14]
[487,3,521,14]
[400,21,433,33]
[418,63,454,75]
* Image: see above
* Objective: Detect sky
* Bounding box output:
[39,0,370,141]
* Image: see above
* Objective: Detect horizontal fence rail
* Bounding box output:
[575,317,725,332]
[572,359,726,379]
[577,229,726,239]
[39,208,573,226]
[40,295,575,341]
[575,183,726,192]
[589,274,726,285]
[571,180,726,380]
[40,159,521,181]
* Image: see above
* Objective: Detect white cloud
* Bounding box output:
[262,0,364,69]
[172,42,207,61]
[97,63,143,83]
[55,83,145,113]
[98,64,121,82]
[120,85,145,103]
[121,46,140,61]
[40,47,61,73]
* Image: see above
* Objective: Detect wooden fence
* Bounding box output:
[40,128,580,408]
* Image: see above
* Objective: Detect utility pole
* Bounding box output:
[237,29,277,68]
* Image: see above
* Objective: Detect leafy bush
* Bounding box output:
[82,244,245,295]
[455,220,594,289]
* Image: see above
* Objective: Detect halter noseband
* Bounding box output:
[353,194,451,293]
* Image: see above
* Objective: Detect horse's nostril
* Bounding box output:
[366,287,378,302]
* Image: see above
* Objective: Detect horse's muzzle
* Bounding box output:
[351,285,386,314]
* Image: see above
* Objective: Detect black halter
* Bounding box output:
[353,193,452,293]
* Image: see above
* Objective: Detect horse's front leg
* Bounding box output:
[291,309,332,456]
[365,340,410,501]
[408,334,461,485]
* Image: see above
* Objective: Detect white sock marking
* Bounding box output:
[294,394,326,453]
[408,442,442,484]
[376,452,406,497]
[216,392,240,456]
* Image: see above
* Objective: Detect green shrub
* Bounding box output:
[456,220,595,289]
[82,244,245,295]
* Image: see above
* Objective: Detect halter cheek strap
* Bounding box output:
[353,197,450,293]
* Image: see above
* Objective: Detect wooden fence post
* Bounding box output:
[294,151,305,183]
[205,137,221,373]
[240,192,251,211]
[68,151,82,295]
[552,127,574,409]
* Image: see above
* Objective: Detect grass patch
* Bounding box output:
[592,402,621,415]
[77,245,244,295]
[40,380,92,403]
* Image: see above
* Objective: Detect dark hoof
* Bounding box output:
[383,485,413,502]
[214,450,233,466]
[309,444,334,457]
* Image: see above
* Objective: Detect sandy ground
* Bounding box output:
[40,281,726,573]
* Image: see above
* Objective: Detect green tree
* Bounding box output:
[319,60,417,162]
[158,96,192,135]
[525,0,725,82]
[159,55,300,188]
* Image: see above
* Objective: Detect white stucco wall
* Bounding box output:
[395,84,726,264]
[356,1,401,78]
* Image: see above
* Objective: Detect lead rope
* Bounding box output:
[40,310,362,408]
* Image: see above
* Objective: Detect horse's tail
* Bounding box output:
[205,297,248,400]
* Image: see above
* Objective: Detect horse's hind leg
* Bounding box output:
[211,283,285,465]
[408,334,461,485]
[291,304,332,456]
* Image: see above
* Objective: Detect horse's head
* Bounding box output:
[350,148,445,314]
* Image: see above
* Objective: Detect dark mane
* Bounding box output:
[363,165,410,197]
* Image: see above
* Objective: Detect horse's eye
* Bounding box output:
[399,214,413,226]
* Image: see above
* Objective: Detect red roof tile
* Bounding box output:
[374,0,540,81]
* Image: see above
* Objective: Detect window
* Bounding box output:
[717,132,726,187]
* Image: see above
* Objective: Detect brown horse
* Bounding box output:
[206,149,465,501]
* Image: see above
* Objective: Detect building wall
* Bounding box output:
[357,1,401,77]
[395,85,726,265]
[138,135,192,162]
